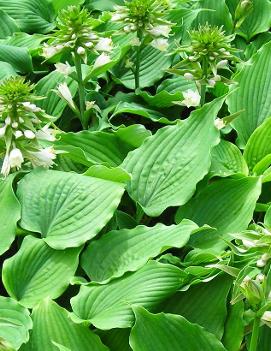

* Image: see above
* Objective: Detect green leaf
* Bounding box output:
[129,307,227,351]
[34,72,78,119]
[112,45,172,89]
[0,45,32,73]
[25,300,109,351]
[0,0,55,34]
[110,101,176,125]
[0,61,17,81]
[222,301,244,351]
[226,41,271,147]
[210,139,248,178]
[122,96,225,217]
[81,219,198,283]
[0,296,32,350]
[2,236,80,308]
[0,10,20,39]
[236,0,271,41]
[0,175,20,256]
[244,116,271,174]
[139,76,196,108]
[161,275,233,339]
[17,169,125,249]
[48,0,84,12]
[194,0,233,34]
[98,329,131,351]
[71,261,187,329]
[176,176,261,251]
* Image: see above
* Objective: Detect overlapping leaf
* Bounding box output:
[17,169,126,249]
[122,96,225,216]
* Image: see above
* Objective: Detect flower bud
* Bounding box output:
[24,130,36,139]
[240,276,264,306]
[9,148,24,169]
[184,73,194,80]
[77,46,86,55]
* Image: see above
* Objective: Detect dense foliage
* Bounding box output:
[0,0,271,350]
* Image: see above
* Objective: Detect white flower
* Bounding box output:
[14,130,23,139]
[77,46,86,55]
[184,73,194,80]
[131,37,141,46]
[214,118,225,130]
[0,125,6,137]
[54,63,72,75]
[57,83,76,110]
[151,38,169,52]
[85,42,94,48]
[208,79,216,87]
[24,130,36,139]
[95,38,113,52]
[148,25,171,38]
[262,311,271,323]
[5,116,11,125]
[242,239,256,248]
[42,44,62,59]
[111,12,127,21]
[181,89,201,108]
[1,152,10,177]
[93,53,111,70]
[9,148,24,169]
[256,273,265,283]
[28,147,56,168]
[22,102,41,113]
[217,60,228,69]
[11,122,18,128]
[36,125,55,142]
[257,259,266,268]
[86,101,95,111]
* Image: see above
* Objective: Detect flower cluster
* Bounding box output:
[0,77,56,177]
[111,0,172,51]
[42,6,113,67]
[173,24,238,87]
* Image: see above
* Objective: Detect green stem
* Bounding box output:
[200,84,206,106]
[74,52,86,129]
[249,317,260,351]
[200,57,208,106]
[134,30,143,91]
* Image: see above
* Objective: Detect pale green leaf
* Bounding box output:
[0,10,20,39]
[0,61,17,81]
[129,307,227,351]
[0,45,32,73]
[0,296,32,350]
[226,41,271,147]
[17,169,125,249]
[71,261,187,329]
[81,219,198,283]
[222,301,244,351]
[0,175,20,256]
[122,97,225,216]
[2,236,80,308]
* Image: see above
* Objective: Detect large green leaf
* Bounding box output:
[161,275,232,339]
[122,96,225,216]
[81,219,198,283]
[16,169,126,249]
[176,176,261,251]
[226,41,271,147]
[25,300,109,351]
[210,139,248,178]
[35,72,78,118]
[0,296,32,350]
[71,261,187,329]
[129,307,226,351]
[0,0,55,34]
[0,45,32,72]
[0,61,17,81]
[0,175,20,256]
[2,236,80,308]
[244,116,271,174]
[99,329,131,351]
[222,301,244,351]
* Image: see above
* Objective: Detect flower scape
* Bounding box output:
[0,1,271,350]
